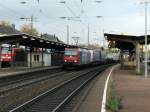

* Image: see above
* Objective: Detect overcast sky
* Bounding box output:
[0,0,149,45]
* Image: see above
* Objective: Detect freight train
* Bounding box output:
[63,47,108,68]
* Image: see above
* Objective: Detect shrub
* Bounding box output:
[106,80,122,112]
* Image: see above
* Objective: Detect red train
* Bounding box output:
[0,47,24,67]
[63,47,107,67]
[64,48,91,66]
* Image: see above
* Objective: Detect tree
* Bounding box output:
[0,21,11,27]
[0,21,10,26]
[88,44,100,49]
[20,24,39,36]
[79,44,100,49]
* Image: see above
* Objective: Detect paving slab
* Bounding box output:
[112,66,150,112]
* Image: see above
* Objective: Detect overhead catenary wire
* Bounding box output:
[19,0,67,38]
[0,3,26,21]
[62,1,88,28]
[36,2,67,34]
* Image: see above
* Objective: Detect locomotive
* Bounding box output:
[63,47,107,67]
[0,47,25,67]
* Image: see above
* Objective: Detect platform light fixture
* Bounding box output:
[46,41,50,44]
[22,36,28,39]
[31,38,35,40]
[40,40,44,42]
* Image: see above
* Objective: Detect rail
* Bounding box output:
[9,64,112,112]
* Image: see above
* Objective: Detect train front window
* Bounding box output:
[65,50,77,56]
[1,48,11,54]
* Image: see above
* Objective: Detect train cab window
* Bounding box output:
[65,50,77,56]
[1,48,11,54]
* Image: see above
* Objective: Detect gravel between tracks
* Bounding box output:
[0,67,99,111]
[61,66,112,112]
[9,65,111,112]
[0,71,80,111]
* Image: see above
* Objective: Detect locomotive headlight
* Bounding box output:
[1,56,5,58]
[74,60,77,63]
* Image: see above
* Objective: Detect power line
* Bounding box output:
[0,2,26,18]
[26,1,68,34]
[65,4,78,17]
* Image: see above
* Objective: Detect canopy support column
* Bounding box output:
[10,44,14,68]
[136,42,141,74]
[42,48,44,67]
[30,47,32,68]
[120,50,123,67]
[0,45,2,68]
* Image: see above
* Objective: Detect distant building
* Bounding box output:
[41,33,64,43]
[0,24,21,35]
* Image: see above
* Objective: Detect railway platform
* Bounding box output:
[72,65,113,112]
[110,65,150,112]
[0,66,61,78]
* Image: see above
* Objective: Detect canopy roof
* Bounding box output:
[104,33,150,51]
[0,33,77,51]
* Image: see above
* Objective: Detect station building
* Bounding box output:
[0,33,76,68]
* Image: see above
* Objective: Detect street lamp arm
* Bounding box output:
[140,1,150,4]
[96,16,103,18]
[59,17,67,19]
[95,0,103,3]
[59,1,66,4]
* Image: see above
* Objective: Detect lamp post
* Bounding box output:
[60,16,80,44]
[93,31,104,47]
[96,16,103,47]
[59,1,80,44]
[87,16,102,47]
[141,1,150,78]
[20,15,36,35]
[88,23,90,47]
[145,2,148,78]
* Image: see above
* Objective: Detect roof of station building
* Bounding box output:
[104,33,150,51]
[0,33,77,51]
[104,33,150,44]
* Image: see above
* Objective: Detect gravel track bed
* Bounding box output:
[61,73,100,112]
[0,68,93,111]
[9,66,107,112]
[0,71,66,93]
[0,68,62,87]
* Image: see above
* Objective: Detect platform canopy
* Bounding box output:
[104,33,150,52]
[0,33,77,51]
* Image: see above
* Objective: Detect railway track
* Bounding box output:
[0,67,62,87]
[9,64,110,112]
[0,68,65,93]
[0,65,103,94]
[1,68,100,111]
